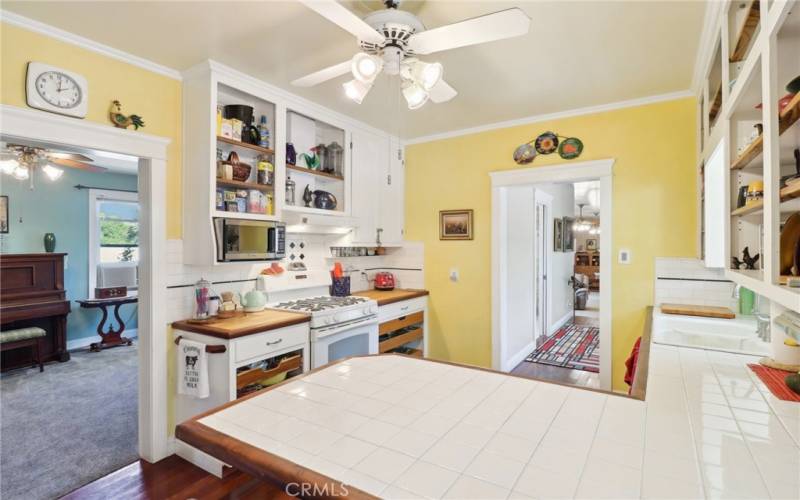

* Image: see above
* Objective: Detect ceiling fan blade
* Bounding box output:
[408,8,531,55]
[292,60,352,87]
[50,158,107,173]
[299,0,385,44]
[46,151,93,162]
[429,79,458,103]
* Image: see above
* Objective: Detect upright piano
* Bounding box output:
[1,253,71,370]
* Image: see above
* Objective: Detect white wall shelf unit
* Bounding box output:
[182,60,405,265]
[698,1,800,365]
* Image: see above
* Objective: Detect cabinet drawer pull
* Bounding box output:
[400,306,409,311]
[266,339,283,346]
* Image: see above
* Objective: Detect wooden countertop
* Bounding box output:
[353,288,429,306]
[171,309,310,339]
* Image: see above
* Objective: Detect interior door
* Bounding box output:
[533,190,552,346]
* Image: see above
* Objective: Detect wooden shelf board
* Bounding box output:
[286,163,344,181]
[212,210,277,221]
[217,136,274,156]
[730,0,760,63]
[216,179,273,191]
[709,82,723,124]
[379,328,424,353]
[730,92,800,170]
[730,182,800,217]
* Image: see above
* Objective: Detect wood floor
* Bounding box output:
[511,315,601,389]
[62,455,291,500]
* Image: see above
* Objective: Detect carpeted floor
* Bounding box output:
[1,344,138,500]
[525,323,600,373]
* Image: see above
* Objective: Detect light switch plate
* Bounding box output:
[618,249,631,264]
[449,268,459,282]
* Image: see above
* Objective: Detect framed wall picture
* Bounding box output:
[440,209,473,240]
[553,218,563,252]
[562,216,575,251]
[586,238,598,251]
[0,196,8,234]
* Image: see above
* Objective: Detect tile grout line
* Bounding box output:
[707,352,773,497]
[677,346,711,499]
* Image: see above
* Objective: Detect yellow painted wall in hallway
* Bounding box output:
[405,98,697,391]
[0,22,183,238]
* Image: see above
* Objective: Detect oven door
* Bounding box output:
[311,317,378,368]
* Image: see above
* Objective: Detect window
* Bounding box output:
[89,189,139,291]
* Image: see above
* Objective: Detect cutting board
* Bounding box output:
[172,309,310,339]
[353,289,429,306]
[660,303,736,319]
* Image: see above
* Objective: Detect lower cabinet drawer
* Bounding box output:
[233,323,308,363]
[378,297,427,322]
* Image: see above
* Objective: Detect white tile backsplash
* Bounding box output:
[654,258,737,311]
[166,238,424,323]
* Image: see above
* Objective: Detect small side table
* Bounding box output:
[76,296,138,352]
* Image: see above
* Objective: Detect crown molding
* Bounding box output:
[0,9,182,80]
[404,90,694,145]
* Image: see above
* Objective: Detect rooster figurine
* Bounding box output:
[109,100,145,130]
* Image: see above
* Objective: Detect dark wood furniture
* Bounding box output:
[0,328,46,372]
[0,253,71,371]
[76,295,138,351]
[574,251,600,291]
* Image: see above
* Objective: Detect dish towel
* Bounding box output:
[177,338,210,399]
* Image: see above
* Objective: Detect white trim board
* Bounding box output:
[491,158,614,390]
[405,91,693,145]
[549,311,573,336]
[1,103,170,464]
[0,10,182,80]
[67,329,138,351]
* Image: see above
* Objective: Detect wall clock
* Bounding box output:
[25,62,88,118]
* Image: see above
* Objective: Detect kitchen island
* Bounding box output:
[176,347,799,499]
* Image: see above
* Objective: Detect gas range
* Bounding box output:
[270,295,377,329]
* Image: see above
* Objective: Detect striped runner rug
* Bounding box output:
[525,323,600,373]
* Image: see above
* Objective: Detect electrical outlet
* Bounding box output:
[449,268,459,282]
[618,249,631,264]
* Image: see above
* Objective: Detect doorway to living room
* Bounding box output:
[491,160,613,391]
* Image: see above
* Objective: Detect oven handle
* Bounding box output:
[314,316,378,337]
[174,336,227,353]
[266,339,283,346]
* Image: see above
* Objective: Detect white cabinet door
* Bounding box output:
[350,129,386,244]
[378,138,404,245]
[704,140,726,268]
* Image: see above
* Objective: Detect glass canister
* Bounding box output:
[194,277,213,319]
[327,141,344,176]
[285,173,296,206]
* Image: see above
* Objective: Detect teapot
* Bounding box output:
[240,289,266,312]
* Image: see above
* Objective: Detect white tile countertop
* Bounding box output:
[179,348,799,499]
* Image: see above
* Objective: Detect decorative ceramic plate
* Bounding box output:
[534,132,559,154]
[780,212,800,275]
[558,137,584,159]
[513,143,537,164]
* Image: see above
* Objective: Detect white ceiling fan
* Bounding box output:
[292,0,531,109]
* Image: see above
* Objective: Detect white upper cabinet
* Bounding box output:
[350,128,386,244]
[704,139,727,268]
[378,138,405,245]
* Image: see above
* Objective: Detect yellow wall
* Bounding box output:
[405,98,698,391]
[0,22,183,238]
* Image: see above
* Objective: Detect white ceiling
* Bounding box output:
[3,1,706,139]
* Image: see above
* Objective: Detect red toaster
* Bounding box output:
[374,272,396,290]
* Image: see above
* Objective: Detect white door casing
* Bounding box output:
[1,104,171,462]
[491,159,614,390]
[534,189,554,346]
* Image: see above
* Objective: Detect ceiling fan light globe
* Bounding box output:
[415,61,443,91]
[343,79,372,104]
[0,158,19,175]
[43,164,64,181]
[12,165,29,180]
[402,81,429,110]
[351,53,382,83]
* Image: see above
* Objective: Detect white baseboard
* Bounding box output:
[67,328,138,351]
[549,312,573,335]
[503,341,535,372]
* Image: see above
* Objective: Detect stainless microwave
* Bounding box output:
[214,218,285,262]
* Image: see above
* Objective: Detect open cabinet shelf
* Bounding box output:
[730,181,800,217]
[217,136,275,156]
[730,92,800,170]
[286,163,344,181]
[730,0,760,63]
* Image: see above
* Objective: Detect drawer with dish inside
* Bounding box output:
[235,348,304,398]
